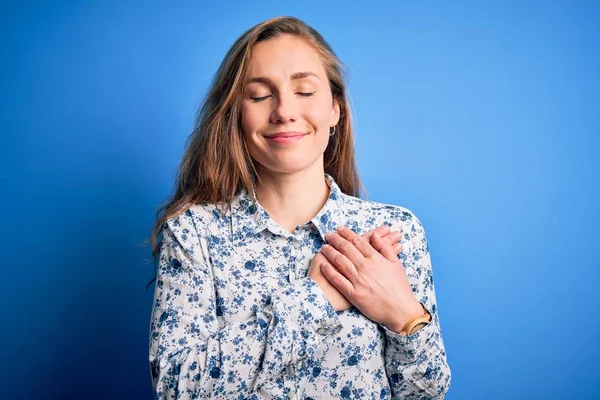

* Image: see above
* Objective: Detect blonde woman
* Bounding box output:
[148,16,451,399]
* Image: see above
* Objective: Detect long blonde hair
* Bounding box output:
[148,16,364,278]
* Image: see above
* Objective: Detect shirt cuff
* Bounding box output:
[382,307,437,364]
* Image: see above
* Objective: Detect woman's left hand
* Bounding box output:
[320,226,424,332]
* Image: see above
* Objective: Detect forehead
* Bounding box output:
[247,35,326,81]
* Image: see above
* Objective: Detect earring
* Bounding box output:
[329,126,336,136]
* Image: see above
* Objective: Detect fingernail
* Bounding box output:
[382,225,390,233]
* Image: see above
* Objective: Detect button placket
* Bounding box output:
[291,234,305,281]
[287,236,297,282]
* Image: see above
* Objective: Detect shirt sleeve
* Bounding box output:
[383,212,452,399]
[148,211,343,399]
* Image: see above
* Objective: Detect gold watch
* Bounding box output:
[399,303,432,335]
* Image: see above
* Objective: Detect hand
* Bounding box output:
[320,226,423,331]
[308,225,404,312]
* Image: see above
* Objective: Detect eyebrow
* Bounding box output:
[247,71,320,85]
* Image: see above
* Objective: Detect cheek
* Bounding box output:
[241,105,259,139]
[308,96,334,123]
[307,107,332,132]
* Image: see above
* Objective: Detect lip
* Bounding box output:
[265,131,307,144]
[266,131,307,138]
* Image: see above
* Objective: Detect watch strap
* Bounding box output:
[399,303,432,335]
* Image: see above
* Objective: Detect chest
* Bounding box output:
[203,220,388,362]
[207,227,325,323]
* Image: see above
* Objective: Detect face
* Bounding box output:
[241,34,340,176]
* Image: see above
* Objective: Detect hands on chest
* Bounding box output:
[307,225,424,333]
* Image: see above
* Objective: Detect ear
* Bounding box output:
[330,98,341,126]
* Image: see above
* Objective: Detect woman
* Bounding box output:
[149,16,451,399]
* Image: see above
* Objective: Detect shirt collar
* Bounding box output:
[231,173,346,242]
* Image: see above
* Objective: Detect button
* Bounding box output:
[287,364,296,376]
[293,241,301,249]
[316,327,328,335]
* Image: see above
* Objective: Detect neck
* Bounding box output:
[254,164,330,234]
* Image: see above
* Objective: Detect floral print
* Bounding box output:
[149,173,451,399]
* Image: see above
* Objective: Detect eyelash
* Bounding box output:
[250,92,315,102]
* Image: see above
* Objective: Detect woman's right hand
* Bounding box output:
[308,225,404,311]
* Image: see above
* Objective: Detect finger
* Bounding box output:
[362,225,390,241]
[372,232,398,261]
[363,226,402,248]
[320,243,359,282]
[382,230,403,246]
[336,226,377,259]
[320,260,355,299]
[393,242,403,255]
[325,229,368,268]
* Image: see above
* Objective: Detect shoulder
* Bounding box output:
[164,201,229,237]
[161,202,231,264]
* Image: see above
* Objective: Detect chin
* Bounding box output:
[260,163,313,175]
[255,156,321,175]
[250,146,327,176]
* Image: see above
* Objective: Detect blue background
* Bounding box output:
[2,1,599,399]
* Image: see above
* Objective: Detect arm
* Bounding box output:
[148,212,342,399]
[383,214,451,399]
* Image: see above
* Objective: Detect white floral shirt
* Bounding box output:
[149,174,451,399]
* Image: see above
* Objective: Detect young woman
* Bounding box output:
[149,16,451,399]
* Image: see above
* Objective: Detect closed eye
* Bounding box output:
[250,92,316,102]
[250,95,271,102]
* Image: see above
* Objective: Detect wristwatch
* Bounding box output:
[399,303,432,335]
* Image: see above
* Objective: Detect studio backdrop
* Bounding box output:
[2,1,599,399]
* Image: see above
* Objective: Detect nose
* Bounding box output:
[270,92,297,124]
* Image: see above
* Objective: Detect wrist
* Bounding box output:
[386,301,428,333]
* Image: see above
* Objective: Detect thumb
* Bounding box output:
[372,232,397,261]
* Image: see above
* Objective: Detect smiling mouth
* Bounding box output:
[266,134,306,144]
[267,132,306,143]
